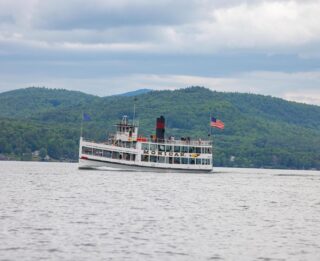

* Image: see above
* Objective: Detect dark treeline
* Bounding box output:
[0,86,319,169]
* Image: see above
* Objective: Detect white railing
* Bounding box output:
[82,138,137,149]
[147,139,212,146]
[82,137,212,147]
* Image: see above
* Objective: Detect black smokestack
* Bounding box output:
[156,116,165,142]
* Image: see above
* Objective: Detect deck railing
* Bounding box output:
[82,137,212,147]
[151,139,213,146]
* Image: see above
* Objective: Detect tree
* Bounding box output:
[39,148,47,161]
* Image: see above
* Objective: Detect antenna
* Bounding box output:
[208,112,211,137]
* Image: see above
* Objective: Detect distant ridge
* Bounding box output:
[118,88,152,97]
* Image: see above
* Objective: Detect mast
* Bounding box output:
[133,97,137,125]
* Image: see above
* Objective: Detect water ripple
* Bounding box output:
[0,161,320,260]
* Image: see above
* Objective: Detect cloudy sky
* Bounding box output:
[0,0,320,104]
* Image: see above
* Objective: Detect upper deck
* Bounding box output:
[83,137,212,148]
[83,115,212,150]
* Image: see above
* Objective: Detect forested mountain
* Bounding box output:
[118,88,152,97]
[0,86,319,169]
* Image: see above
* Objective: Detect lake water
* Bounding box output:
[1,161,320,261]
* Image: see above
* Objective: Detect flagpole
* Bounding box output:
[210,112,212,136]
[210,111,214,167]
[80,112,83,138]
[133,97,138,125]
[133,103,136,125]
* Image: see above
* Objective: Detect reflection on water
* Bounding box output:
[1,162,320,261]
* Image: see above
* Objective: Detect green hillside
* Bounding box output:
[0,86,319,169]
[0,87,98,118]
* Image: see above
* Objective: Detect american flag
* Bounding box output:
[210,117,224,129]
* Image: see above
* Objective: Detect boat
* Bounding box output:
[78,115,213,172]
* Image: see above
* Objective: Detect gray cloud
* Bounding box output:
[0,0,319,105]
[0,14,14,24]
[31,0,207,30]
[1,0,320,54]
[29,0,266,30]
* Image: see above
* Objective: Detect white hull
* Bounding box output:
[79,158,212,173]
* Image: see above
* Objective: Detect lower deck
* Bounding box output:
[79,138,213,172]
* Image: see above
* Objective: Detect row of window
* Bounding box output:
[82,147,136,161]
[141,143,212,154]
[82,146,211,165]
[117,125,136,133]
[141,155,211,165]
[114,141,136,149]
